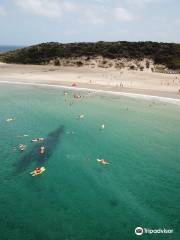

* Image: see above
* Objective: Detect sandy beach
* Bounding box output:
[0,63,180,100]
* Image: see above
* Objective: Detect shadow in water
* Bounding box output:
[13,125,64,174]
[109,199,119,208]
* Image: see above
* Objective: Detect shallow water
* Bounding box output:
[0,83,180,240]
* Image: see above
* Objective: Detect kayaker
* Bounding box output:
[31,138,44,142]
[30,167,46,176]
[97,159,110,165]
[40,146,45,154]
[19,144,26,152]
[35,167,41,174]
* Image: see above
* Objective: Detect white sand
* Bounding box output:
[0,63,180,100]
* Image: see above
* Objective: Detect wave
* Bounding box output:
[0,80,180,106]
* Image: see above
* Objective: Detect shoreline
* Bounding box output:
[1,80,180,106]
[0,63,180,104]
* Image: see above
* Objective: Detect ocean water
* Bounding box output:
[0,83,180,240]
[0,46,23,53]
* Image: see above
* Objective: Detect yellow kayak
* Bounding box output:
[30,167,46,176]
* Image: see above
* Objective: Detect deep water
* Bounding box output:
[0,84,180,240]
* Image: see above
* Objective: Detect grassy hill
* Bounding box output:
[0,41,180,69]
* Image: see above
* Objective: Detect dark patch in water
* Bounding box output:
[50,200,56,206]
[110,199,119,208]
[5,221,16,230]
[13,125,64,174]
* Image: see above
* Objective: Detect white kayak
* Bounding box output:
[97,159,110,165]
[30,167,46,176]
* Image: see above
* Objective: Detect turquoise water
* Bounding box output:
[0,83,180,240]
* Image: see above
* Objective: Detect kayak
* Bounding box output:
[30,167,46,176]
[100,124,105,130]
[79,114,84,119]
[31,138,44,142]
[6,118,15,122]
[97,159,110,165]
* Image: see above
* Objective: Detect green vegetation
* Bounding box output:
[0,41,180,69]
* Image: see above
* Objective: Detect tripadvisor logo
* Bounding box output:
[135,227,173,236]
[135,227,143,236]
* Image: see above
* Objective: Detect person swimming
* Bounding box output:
[40,146,45,154]
[74,94,81,99]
